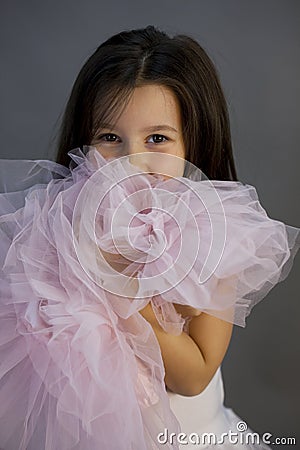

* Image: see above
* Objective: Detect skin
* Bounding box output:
[92,84,233,396]
[92,84,186,177]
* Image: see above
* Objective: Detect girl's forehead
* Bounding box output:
[101,84,182,130]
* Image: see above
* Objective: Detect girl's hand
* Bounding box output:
[139,302,157,325]
[99,248,137,275]
[139,301,201,328]
[173,303,202,318]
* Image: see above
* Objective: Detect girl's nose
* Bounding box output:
[124,143,152,172]
[126,141,145,156]
[128,152,151,174]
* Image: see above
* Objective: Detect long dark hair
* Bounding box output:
[56,25,237,181]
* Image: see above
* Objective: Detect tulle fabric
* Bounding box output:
[0,147,299,449]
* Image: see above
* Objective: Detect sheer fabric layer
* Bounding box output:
[0,148,298,449]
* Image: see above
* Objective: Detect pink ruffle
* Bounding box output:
[0,147,299,449]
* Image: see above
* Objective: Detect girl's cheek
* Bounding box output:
[92,147,185,178]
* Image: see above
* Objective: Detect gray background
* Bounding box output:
[1,0,299,447]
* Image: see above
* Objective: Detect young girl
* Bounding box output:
[0,26,299,450]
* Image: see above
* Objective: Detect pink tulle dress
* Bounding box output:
[0,147,299,449]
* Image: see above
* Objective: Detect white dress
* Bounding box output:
[167,367,272,449]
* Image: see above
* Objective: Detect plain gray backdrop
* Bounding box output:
[1,1,299,448]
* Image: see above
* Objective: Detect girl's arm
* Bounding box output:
[139,303,233,396]
[101,248,233,395]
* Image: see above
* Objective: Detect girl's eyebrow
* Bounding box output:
[97,124,178,133]
[141,125,178,133]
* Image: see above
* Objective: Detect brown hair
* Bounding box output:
[56,25,237,181]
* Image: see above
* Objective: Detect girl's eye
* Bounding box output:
[148,134,168,144]
[98,133,120,143]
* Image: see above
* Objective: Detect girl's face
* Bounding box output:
[91,84,186,177]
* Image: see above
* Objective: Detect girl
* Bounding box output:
[0,26,299,449]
